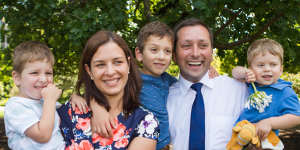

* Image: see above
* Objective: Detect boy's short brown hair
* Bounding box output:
[136,21,174,52]
[13,41,55,73]
[247,38,284,66]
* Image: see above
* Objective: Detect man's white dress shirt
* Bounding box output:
[167,72,248,150]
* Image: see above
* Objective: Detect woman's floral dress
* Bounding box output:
[57,102,159,150]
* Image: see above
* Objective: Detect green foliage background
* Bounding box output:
[0,0,300,103]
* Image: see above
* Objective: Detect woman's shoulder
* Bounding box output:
[130,106,154,118]
[124,106,158,125]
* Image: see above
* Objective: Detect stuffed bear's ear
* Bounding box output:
[232,126,242,132]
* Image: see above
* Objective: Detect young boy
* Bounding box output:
[134,21,177,150]
[231,38,300,149]
[4,41,65,149]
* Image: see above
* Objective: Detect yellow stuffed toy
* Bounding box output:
[226,120,284,150]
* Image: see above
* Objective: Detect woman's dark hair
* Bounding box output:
[76,30,141,117]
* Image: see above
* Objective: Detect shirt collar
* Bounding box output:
[178,71,214,94]
[254,78,291,90]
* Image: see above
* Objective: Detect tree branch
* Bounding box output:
[214,8,242,37]
[143,0,151,21]
[215,12,284,50]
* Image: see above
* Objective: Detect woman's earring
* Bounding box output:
[91,76,94,80]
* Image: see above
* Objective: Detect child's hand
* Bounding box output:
[254,119,272,140]
[90,100,116,138]
[232,66,256,83]
[245,69,256,83]
[41,83,62,102]
[208,66,219,79]
[70,93,88,113]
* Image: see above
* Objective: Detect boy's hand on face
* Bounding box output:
[41,83,62,102]
[254,119,272,140]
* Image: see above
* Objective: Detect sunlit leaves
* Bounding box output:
[1,0,300,103]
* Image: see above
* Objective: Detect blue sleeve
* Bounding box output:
[278,91,300,116]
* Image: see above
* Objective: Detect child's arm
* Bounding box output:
[70,93,88,113]
[24,83,62,143]
[255,114,300,140]
[127,137,156,150]
[90,99,116,138]
[232,66,256,83]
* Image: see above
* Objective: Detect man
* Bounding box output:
[167,18,248,150]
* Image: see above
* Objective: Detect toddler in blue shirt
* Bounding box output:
[232,38,300,149]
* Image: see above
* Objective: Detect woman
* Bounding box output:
[58,31,159,150]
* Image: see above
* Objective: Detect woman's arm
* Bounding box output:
[128,137,156,150]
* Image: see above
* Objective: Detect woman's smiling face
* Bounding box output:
[85,41,129,98]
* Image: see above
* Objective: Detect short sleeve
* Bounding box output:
[57,101,92,147]
[57,101,75,146]
[134,113,159,140]
[4,100,39,135]
[278,93,300,116]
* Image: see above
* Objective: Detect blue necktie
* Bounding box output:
[189,83,205,150]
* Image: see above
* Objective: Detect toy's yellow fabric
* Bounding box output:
[226,120,283,150]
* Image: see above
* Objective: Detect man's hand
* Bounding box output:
[208,66,219,79]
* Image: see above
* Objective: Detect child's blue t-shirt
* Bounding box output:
[237,79,300,134]
[140,72,177,150]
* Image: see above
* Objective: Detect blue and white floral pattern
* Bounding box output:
[58,102,159,150]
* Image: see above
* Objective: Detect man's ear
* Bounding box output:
[135,47,143,62]
[84,64,93,79]
[12,71,21,87]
